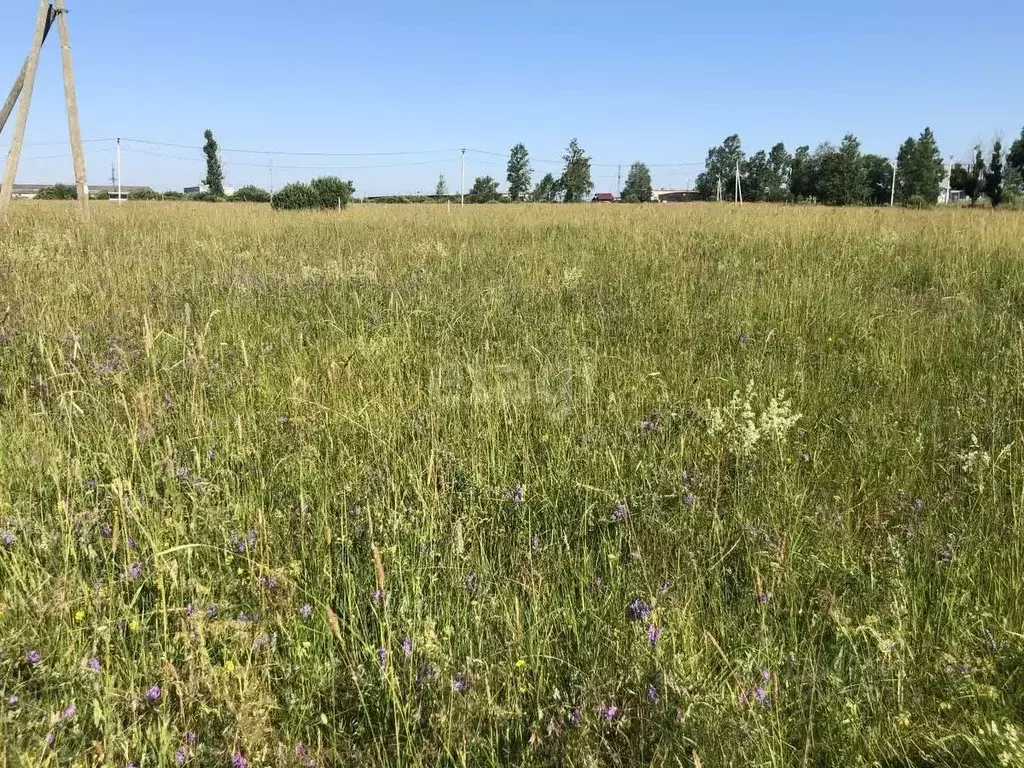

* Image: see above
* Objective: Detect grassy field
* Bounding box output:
[1,201,1024,767]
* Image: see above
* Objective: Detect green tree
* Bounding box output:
[469,175,500,203]
[435,174,449,198]
[559,139,593,203]
[964,147,985,206]
[766,142,791,201]
[695,134,744,200]
[949,163,971,194]
[272,177,354,210]
[202,129,225,196]
[896,128,944,205]
[742,150,771,202]
[817,134,867,206]
[1007,128,1024,197]
[985,141,1004,208]
[506,144,531,202]
[35,183,77,200]
[532,173,558,202]
[620,162,652,202]
[789,145,816,201]
[862,154,894,206]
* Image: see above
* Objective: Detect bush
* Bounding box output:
[903,194,931,209]
[187,192,222,203]
[128,187,160,201]
[232,185,272,204]
[272,177,355,211]
[310,176,355,209]
[36,184,77,200]
[162,191,185,199]
[90,190,109,201]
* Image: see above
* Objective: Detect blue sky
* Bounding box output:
[1,0,1021,195]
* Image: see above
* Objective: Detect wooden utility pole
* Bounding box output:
[0,0,51,220]
[55,0,89,215]
[1,0,89,221]
[0,5,56,136]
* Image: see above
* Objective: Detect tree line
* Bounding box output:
[695,127,1024,207]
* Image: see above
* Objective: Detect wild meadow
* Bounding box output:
[1,201,1023,767]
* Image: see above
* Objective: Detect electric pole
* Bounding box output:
[116,137,122,203]
[0,0,51,219]
[890,158,897,207]
[56,0,89,216]
[945,155,953,204]
[460,148,465,207]
[0,4,56,136]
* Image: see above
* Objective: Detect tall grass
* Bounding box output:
[1,201,1023,766]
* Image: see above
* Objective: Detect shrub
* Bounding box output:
[310,176,355,209]
[232,186,272,204]
[272,177,355,211]
[271,182,319,210]
[36,184,77,200]
[128,187,160,201]
[187,192,221,203]
[162,191,186,199]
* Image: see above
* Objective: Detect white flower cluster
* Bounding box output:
[707,381,802,456]
[958,434,992,475]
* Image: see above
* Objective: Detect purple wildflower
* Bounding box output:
[452,672,469,693]
[530,533,540,551]
[232,753,249,768]
[761,668,771,684]
[7,695,18,708]
[1,531,13,549]
[62,703,77,720]
[260,574,278,590]
[465,572,478,592]
[127,535,137,550]
[598,703,618,721]
[26,650,40,665]
[185,603,194,617]
[611,501,628,521]
[88,657,101,672]
[626,597,652,622]
[647,624,663,647]
[125,562,143,580]
[647,683,659,703]
[504,484,524,505]
[402,637,413,659]
[236,613,251,623]
[44,731,55,748]
[174,748,187,766]
[568,707,581,727]
[206,605,218,618]
[86,479,96,491]
[371,589,387,606]
[754,687,771,708]
[377,647,387,672]
[100,523,113,538]
[299,603,313,620]
[252,633,274,651]
[913,498,925,512]
[145,684,161,702]
[184,731,197,745]
[757,590,773,605]
[659,580,671,594]
[684,492,696,506]
[416,664,437,687]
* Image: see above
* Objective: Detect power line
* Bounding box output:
[120,146,456,171]
[120,137,463,158]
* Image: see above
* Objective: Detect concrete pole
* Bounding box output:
[56,0,89,217]
[0,6,56,137]
[0,0,52,220]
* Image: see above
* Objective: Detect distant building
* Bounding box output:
[9,183,146,199]
[651,188,700,203]
[185,183,235,196]
[592,193,615,202]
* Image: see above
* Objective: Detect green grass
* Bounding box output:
[1,201,1024,766]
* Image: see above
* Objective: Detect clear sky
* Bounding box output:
[1,0,1021,196]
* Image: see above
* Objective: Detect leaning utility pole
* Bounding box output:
[56,0,89,214]
[0,4,56,135]
[0,0,51,220]
[0,0,89,220]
